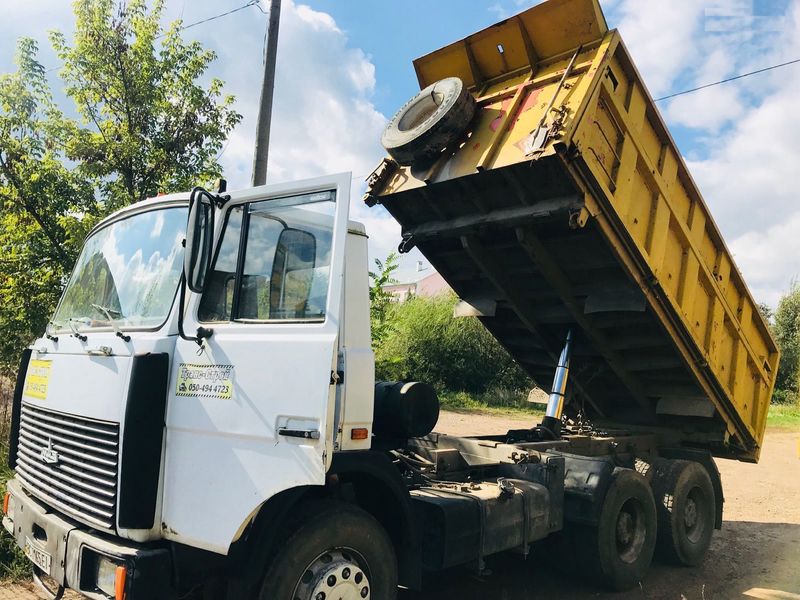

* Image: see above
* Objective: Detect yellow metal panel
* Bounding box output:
[570,39,778,451]
[413,0,607,89]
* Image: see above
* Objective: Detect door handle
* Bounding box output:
[278,428,320,440]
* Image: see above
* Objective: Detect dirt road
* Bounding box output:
[3,410,799,599]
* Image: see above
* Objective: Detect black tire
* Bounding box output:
[650,459,715,566]
[577,468,657,591]
[381,77,476,166]
[258,500,397,600]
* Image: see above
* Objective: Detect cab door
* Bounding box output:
[163,173,351,554]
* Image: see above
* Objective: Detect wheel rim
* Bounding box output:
[397,86,445,132]
[615,498,647,564]
[292,548,371,600]
[684,486,708,544]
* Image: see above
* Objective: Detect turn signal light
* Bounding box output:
[2,493,9,515]
[114,566,127,600]
[351,428,369,440]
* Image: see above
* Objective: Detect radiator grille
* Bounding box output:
[16,403,119,530]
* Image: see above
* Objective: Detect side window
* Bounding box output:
[198,192,335,323]
[198,207,243,322]
[239,195,334,321]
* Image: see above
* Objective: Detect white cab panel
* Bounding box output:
[162,174,351,554]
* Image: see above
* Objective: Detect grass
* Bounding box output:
[766,403,800,429]
[438,388,546,419]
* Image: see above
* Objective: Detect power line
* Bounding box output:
[177,0,263,33]
[45,0,264,72]
[655,57,800,102]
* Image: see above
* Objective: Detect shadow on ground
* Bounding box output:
[400,521,800,600]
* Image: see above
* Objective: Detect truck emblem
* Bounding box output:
[39,439,60,466]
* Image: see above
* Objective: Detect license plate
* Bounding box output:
[24,538,51,575]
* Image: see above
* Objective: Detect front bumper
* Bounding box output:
[3,478,173,599]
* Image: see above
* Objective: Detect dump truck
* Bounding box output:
[1,0,777,599]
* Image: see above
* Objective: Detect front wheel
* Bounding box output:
[258,501,398,600]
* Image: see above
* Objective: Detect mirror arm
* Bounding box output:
[177,271,213,346]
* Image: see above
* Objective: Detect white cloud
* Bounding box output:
[204,0,406,266]
[665,48,746,131]
[215,0,386,188]
[730,211,800,306]
[610,1,705,97]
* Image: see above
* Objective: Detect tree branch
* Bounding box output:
[0,155,72,267]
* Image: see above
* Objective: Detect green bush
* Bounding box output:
[374,293,532,393]
[772,284,800,404]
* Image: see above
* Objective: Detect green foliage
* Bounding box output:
[0,39,98,373]
[374,293,532,393]
[368,252,399,348]
[438,388,543,415]
[51,0,241,208]
[772,284,800,404]
[0,1,241,371]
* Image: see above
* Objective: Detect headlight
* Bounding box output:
[95,556,127,599]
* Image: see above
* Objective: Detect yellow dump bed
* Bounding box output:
[367,0,778,461]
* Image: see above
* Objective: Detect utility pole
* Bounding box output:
[252,0,281,186]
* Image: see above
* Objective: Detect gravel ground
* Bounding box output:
[2,410,799,600]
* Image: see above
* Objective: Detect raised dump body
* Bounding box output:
[366,0,778,462]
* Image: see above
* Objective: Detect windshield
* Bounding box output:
[53,206,188,332]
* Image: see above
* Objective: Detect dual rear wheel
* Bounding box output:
[650,459,716,567]
[562,459,716,591]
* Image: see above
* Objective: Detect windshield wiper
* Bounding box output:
[91,303,131,342]
[67,318,89,342]
[45,320,61,342]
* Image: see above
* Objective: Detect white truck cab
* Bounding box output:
[4,174,399,599]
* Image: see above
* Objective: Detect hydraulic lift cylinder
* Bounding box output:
[541,330,572,436]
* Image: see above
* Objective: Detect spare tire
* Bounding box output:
[381,77,476,166]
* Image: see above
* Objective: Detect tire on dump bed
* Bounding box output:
[381,77,476,166]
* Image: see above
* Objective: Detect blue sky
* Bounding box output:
[3,0,800,306]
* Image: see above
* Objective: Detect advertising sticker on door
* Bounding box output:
[176,363,234,400]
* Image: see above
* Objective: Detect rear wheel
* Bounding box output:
[651,459,715,566]
[578,468,657,591]
[258,501,397,600]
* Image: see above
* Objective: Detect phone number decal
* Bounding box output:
[176,363,234,400]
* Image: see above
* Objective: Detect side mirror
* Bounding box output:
[269,228,317,318]
[184,192,215,293]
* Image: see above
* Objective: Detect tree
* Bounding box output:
[0,39,98,371]
[51,0,242,208]
[772,284,800,404]
[368,252,399,348]
[0,1,243,370]
[374,293,532,393]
